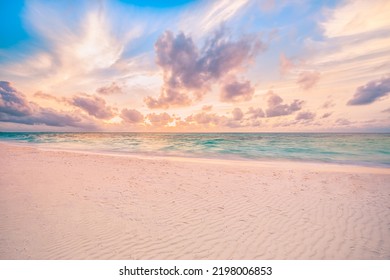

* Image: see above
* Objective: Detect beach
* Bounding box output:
[0,142,389,260]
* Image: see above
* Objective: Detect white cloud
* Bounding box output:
[321,0,390,38]
[0,0,145,95]
[179,0,249,36]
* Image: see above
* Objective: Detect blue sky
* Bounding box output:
[0,0,389,132]
[0,0,28,48]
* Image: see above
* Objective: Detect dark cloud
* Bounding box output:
[265,91,303,117]
[0,81,95,128]
[347,76,390,105]
[232,108,244,121]
[70,94,115,119]
[295,111,316,121]
[30,108,84,127]
[0,109,87,128]
[0,81,32,117]
[220,78,254,102]
[146,28,264,108]
[121,109,144,123]
[96,82,123,95]
[297,71,320,90]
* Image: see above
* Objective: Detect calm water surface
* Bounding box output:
[0,132,389,167]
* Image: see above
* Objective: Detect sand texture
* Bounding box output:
[1,143,390,259]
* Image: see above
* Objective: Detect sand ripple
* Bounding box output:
[1,144,389,259]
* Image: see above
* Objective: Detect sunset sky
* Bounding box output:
[0,0,389,132]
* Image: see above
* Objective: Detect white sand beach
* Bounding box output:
[0,142,389,259]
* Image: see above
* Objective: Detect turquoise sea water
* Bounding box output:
[0,132,389,167]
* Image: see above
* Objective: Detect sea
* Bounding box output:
[0,132,389,167]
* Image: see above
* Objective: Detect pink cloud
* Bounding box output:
[297,71,320,90]
[202,105,213,111]
[247,107,265,119]
[121,109,144,123]
[265,91,304,117]
[232,108,244,121]
[70,94,115,119]
[96,82,123,95]
[0,81,95,128]
[321,112,333,119]
[295,111,316,121]
[220,78,254,102]
[146,112,174,126]
[146,27,264,108]
[279,53,294,74]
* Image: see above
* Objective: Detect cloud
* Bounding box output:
[34,91,64,103]
[0,81,94,128]
[34,90,118,121]
[0,81,32,117]
[146,112,174,126]
[295,111,316,121]
[121,109,144,123]
[70,94,115,119]
[96,82,123,95]
[180,0,250,36]
[0,1,144,96]
[27,108,84,127]
[202,105,213,111]
[306,0,390,90]
[279,53,294,74]
[382,108,390,113]
[220,78,254,102]
[347,76,390,105]
[322,99,335,109]
[321,112,333,118]
[144,88,192,109]
[336,118,352,126]
[184,107,269,129]
[146,27,263,108]
[265,91,304,117]
[247,107,265,119]
[321,0,390,38]
[297,71,320,90]
[232,108,244,121]
[185,112,226,126]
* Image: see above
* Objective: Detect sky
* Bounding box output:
[0,0,389,132]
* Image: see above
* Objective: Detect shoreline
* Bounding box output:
[1,141,390,259]
[1,141,389,174]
